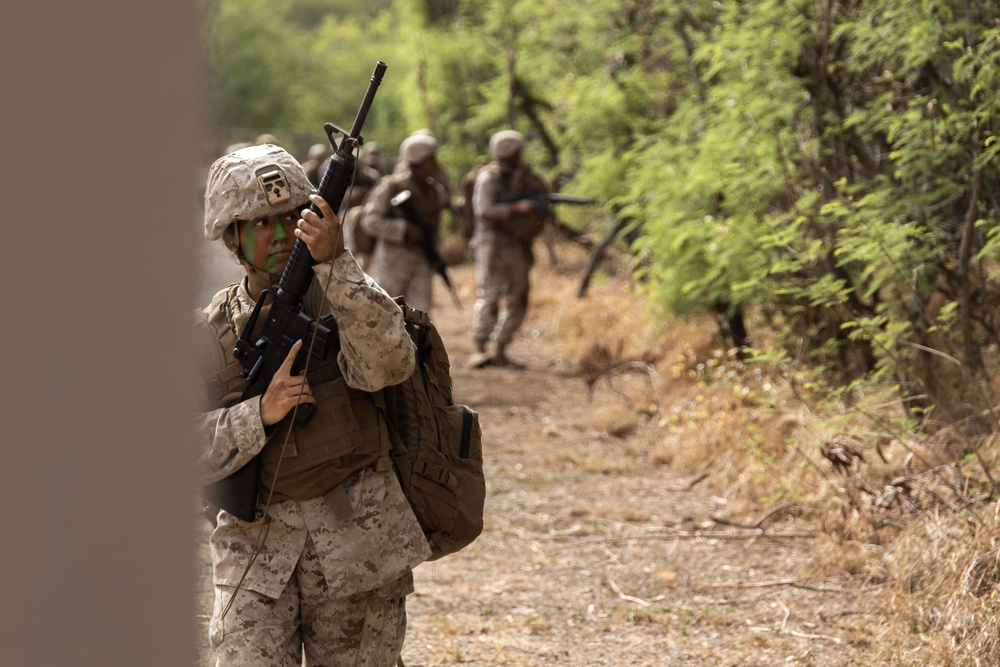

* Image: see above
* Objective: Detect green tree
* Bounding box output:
[625,0,1000,430]
[203,0,318,130]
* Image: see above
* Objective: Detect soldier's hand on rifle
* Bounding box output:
[297,193,345,263]
[259,340,315,426]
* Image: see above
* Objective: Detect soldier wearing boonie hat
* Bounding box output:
[361,130,450,312]
[469,129,551,368]
[195,144,430,666]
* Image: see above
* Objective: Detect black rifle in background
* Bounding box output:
[390,188,463,309]
[203,61,388,522]
[496,190,596,212]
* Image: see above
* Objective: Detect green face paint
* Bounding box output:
[267,218,289,270]
[237,210,299,294]
[239,219,258,265]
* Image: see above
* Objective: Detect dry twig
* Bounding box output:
[700,579,885,594]
[544,529,816,553]
[606,578,667,607]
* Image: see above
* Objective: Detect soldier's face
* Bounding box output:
[411,156,436,180]
[237,209,299,275]
[498,153,521,173]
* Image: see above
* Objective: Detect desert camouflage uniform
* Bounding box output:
[471,162,549,348]
[196,251,431,666]
[361,167,448,312]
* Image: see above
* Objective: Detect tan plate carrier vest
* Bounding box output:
[204,284,391,510]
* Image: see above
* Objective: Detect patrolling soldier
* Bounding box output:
[195,144,430,666]
[360,130,450,312]
[469,129,551,368]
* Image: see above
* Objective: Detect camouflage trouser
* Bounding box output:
[367,243,433,313]
[209,534,413,667]
[472,234,532,346]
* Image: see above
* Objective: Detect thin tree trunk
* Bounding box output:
[958,164,983,370]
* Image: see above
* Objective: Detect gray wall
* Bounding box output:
[1,2,201,664]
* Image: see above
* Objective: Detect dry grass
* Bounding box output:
[873,512,1000,665]
[526,239,1000,666]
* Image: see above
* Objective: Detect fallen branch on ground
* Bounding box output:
[607,578,667,607]
[543,529,816,552]
[700,579,886,594]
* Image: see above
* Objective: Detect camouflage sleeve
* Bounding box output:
[359,177,407,244]
[472,166,515,222]
[310,250,416,391]
[196,398,269,485]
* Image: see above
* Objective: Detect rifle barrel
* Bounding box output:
[547,194,596,205]
[495,191,596,206]
[347,61,387,141]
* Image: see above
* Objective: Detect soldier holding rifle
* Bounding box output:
[195,137,429,663]
[469,129,552,368]
[360,130,450,312]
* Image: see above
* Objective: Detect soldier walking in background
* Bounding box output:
[360,131,450,312]
[469,129,551,368]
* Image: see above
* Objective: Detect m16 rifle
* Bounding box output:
[203,61,388,522]
[496,190,596,212]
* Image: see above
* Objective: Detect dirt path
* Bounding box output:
[396,262,869,667]
[196,248,872,666]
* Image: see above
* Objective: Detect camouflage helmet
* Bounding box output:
[204,144,314,241]
[489,129,524,160]
[399,132,438,165]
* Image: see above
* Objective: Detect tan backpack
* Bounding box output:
[378,300,486,560]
